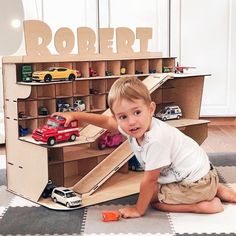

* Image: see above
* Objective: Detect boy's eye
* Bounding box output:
[134,110,141,116]
[118,115,127,120]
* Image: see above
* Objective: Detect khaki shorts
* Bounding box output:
[158,165,219,204]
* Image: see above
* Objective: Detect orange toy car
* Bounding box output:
[102,211,120,222]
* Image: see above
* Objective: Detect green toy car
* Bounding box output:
[21,65,32,82]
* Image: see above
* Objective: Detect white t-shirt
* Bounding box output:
[119,117,210,184]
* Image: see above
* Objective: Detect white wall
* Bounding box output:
[171,0,236,116]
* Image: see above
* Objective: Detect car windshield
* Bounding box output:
[66,192,77,198]
[46,120,59,128]
[48,67,56,71]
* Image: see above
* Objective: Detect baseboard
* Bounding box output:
[200,117,236,126]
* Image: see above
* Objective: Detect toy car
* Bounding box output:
[76,69,82,78]
[98,131,123,150]
[105,71,113,76]
[89,67,98,77]
[135,70,143,74]
[51,187,82,208]
[21,65,32,82]
[42,179,56,198]
[38,106,49,116]
[149,69,156,74]
[102,211,120,222]
[128,155,144,171]
[57,102,74,112]
[73,99,85,111]
[156,106,182,121]
[18,111,27,118]
[120,66,126,75]
[19,125,29,137]
[32,115,79,146]
[32,67,77,82]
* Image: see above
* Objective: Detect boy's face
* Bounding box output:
[112,98,155,143]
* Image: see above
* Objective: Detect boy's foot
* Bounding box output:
[195,197,224,214]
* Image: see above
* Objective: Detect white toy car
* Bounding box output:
[51,187,82,208]
[156,106,182,121]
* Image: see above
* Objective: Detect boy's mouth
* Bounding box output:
[130,127,139,132]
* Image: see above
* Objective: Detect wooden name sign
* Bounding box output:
[23,20,159,58]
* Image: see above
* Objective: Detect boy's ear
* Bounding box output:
[150,102,156,116]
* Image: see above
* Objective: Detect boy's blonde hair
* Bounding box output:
[108,77,152,113]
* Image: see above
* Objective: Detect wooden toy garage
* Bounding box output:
[2,20,210,210]
[2,54,210,210]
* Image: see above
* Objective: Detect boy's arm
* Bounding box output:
[119,168,160,218]
[53,111,118,131]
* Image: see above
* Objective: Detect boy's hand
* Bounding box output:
[118,206,142,218]
[51,112,77,127]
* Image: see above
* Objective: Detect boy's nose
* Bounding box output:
[128,116,136,125]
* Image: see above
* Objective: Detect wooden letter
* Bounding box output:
[99,28,114,55]
[54,27,75,55]
[77,27,96,55]
[136,27,152,53]
[23,20,52,56]
[116,27,135,54]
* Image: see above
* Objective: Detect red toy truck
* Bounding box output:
[32,115,79,146]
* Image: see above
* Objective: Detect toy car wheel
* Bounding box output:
[53,197,57,203]
[66,202,70,208]
[98,143,106,150]
[68,74,75,81]
[44,74,52,82]
[177,115,180,119]
[69,134,76,142]
[47,137,56,146]
[162,117,167,121]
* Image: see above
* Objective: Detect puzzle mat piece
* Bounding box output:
[83,234,174,236]
[84,204,173,234]
[0,206,85,235]
[170,203,236,234]
[9,195,40,207]
[216,166,236,183]
[0,185,15,207]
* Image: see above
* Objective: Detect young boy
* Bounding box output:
[55,77,236,218]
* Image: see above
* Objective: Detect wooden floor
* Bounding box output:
[0,125,236,156]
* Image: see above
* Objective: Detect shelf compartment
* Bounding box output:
[89,61,105,77]
[18,100,38,119]
[106,60,121,76]
[73,61,89,78]
[55,83,73,98]
[54,62,73,69]
[106,78,117,93]
[149,59,162,73]
[120,60,135,75]
[34,62,56,71]
[89,94,106,112]
[135,59,149,74]
[18,119,37,135]
[37,84,55,100]
[37,99,56,117]
[73,96,89,112]
[56,97,73,112]
[162,58,175,72]
[90,79,106,94]
[73,80,90,96]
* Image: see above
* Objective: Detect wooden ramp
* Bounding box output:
[73,73,172,197]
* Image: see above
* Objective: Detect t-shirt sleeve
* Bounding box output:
[144,141,171,171]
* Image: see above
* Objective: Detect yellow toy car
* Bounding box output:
[32,67,77,82]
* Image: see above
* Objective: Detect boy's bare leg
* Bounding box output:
[152,197,224,214]
[217,183,236,202]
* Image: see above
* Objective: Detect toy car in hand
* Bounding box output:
[32,67,77,82]
[51,187,82,208]
[98,131,123,150]
[32,115,79,146]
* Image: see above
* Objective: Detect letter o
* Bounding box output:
[54,27,75,55]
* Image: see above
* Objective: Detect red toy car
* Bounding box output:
[98,131,123,150]
[89,67,98,77]
[102,211,120,222]
[32,115,79,146]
